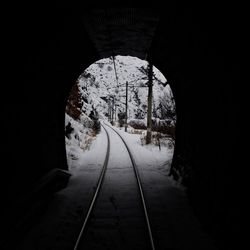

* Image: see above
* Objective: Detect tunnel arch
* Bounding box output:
[57,7,237,247]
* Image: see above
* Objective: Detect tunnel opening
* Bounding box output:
[65,55,176,176]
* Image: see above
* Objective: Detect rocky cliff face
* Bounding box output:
[73,55,175,125]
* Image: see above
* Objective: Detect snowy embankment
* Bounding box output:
[103,121,174,177]
[65,113,103,173]
[105,122,182,189]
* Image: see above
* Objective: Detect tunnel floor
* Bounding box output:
[17,125,218,250]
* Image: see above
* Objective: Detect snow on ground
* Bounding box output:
[111,123,173,172]
[103,121,177,180]
[67,116,174,179]
[108,122,183,190]
[66,113,108,174]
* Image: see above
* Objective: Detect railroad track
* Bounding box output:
[74,122,155,250]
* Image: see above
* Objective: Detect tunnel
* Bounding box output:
[1,3,241,250]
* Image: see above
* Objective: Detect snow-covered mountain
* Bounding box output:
[76,55,175,124]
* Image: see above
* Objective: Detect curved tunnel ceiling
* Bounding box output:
[82,8,160,60]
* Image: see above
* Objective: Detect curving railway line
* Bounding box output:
[74,122,155,250]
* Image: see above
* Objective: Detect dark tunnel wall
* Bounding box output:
[151,6,241,249]
[2,3,241,249]
[1,5,99,244]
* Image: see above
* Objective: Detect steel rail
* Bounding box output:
[103,122,156,250]
[73,123,110,250]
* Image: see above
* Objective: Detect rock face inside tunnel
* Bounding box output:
[1,4,241,250]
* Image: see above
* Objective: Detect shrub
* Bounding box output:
[65,122,74,139]
[128,119,146,130]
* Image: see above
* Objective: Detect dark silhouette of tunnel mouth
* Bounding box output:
[1,4,239,250]
[65,55,176,174]
[83,8,160,60]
